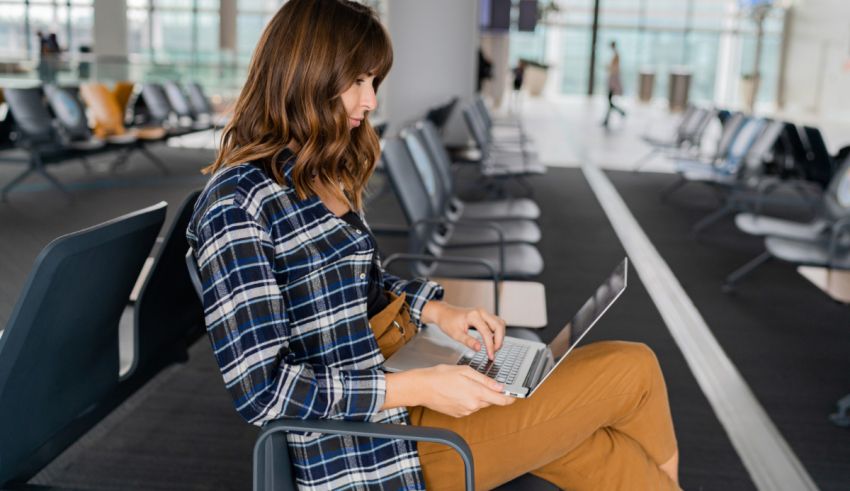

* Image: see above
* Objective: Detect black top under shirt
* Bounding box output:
[339,210,390,317]
[249,156,389,318]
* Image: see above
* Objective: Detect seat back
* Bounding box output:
[719,117,766,175]
[141,83,174,124]
[44,84,92,142]
[3,87,57,146]
[0,202,166,486]
[163,81,195,119]
[380,138,438,252]
[733,119,784,182]
[80,83,128,138]
[821,155,850,221]
[401,126,449,216]
[686,108,717,146]
[711,112,746,163]
[129,191,204,379]
[462,104,492,157]
[112,81,136,118]
[426,97,458,132]
[802,126,836,186]
[186,82,214,117]
[417,120,457,198]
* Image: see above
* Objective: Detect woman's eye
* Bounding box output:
[356,79,365,85]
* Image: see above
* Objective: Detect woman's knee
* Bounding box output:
[589,341,662,380]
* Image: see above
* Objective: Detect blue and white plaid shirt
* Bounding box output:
[187,157,443,490]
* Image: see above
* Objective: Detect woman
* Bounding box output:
[603,40,626,127]
[187,1,679,489]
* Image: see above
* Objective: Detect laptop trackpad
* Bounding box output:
[383,325,471,372]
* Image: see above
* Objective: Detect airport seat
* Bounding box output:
[0,86,92,199]
[401,124,542,247]
[127,191,204,381]
[425,96,459,133]
[462,103,545,178]
[111,81,136,120]
[725,155,850,288]
[416,119,541,221]
[633,106,716,171]
[139,83,192,136]
[0,202,166,488]
[381,137,544,280]
[43,84,108,152]
[79,83,169,173]
[185,81,230,127]
[162,81,212,130]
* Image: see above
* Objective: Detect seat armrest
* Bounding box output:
[255,419,475,491]
[384,253,500,315]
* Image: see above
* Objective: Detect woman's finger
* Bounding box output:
[480,310,507,352]
[469,312,496,360]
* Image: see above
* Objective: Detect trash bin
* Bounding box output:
[668,67,691,112]
[638,69,655,103]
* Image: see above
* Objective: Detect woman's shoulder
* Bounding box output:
[190,162,296,233]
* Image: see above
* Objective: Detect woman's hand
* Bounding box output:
[384,365,515,417]
[422,301,507,360]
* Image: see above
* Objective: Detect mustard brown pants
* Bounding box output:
[370,293,679,491]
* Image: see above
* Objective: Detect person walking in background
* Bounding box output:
[510,59,526,114]
[602,40,626,127]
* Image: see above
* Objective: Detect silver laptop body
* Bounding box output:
[384,258,628,398]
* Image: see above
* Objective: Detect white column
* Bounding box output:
[93,0,128,80]
[384,0,478,145]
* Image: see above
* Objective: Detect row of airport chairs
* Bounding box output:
[644,107,850,428]
[0,81,220,201]
[0,192,205,488]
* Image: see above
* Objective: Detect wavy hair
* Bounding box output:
[204,0,392,211]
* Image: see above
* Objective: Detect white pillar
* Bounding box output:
[93,0,128,80]
[384,0,478,145]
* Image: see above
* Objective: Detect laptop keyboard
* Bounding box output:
[457,343,529,385]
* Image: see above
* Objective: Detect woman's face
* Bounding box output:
[340,73,377,129]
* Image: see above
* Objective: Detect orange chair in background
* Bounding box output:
[79,83,168,173]
[112,81,136,121]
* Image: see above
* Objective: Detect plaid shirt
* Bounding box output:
[186,158,443,490]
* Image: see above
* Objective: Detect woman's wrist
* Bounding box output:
[421,299,448,325]
[382,370,425,410]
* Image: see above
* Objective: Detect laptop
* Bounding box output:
[383,258,628,398]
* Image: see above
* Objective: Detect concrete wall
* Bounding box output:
[780,0,850,119]
[384,0,478,145]
[93,0,128,79]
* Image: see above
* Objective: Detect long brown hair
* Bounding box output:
[204,0,392,211]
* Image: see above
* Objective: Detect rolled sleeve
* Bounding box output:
[380,268,444,326]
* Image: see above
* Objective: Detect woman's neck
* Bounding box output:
[314,180,352,217]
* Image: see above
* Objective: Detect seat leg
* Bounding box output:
[691,200,734,237]
[632,148,659,172]
[139,145,170,175]
[723,250,772,291]
[1,167,36,202]
[829,393,850,427]
[660,175,687,202]
[34,163,72,199]
[79,156,94,173]
[253,430,294,491]
[109,147,132,172]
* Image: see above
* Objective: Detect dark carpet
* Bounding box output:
[607,169,850,491]
[10,157,754,489]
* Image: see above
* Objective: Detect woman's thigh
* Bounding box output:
[409,340,673,490]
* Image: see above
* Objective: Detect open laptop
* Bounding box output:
[384,258,628,398]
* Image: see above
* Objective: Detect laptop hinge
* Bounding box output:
[523,348,546,388]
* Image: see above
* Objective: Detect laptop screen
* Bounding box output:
[530,258,628,395]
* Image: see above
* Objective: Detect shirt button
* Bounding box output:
[355,229,363,234]
[359,273,366,279]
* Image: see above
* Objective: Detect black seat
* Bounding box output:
[417,119,540,221]
[425,96,459,133]
[0,202,166,487]
[401,124,541,247]
[163,81,211,130]
[139,83,191,136]
[381,137,544,280]
[43,84,108,152]
[127,191,205,380]
[1,86,89,199]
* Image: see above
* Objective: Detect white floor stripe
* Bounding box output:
[581,163,818,491]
